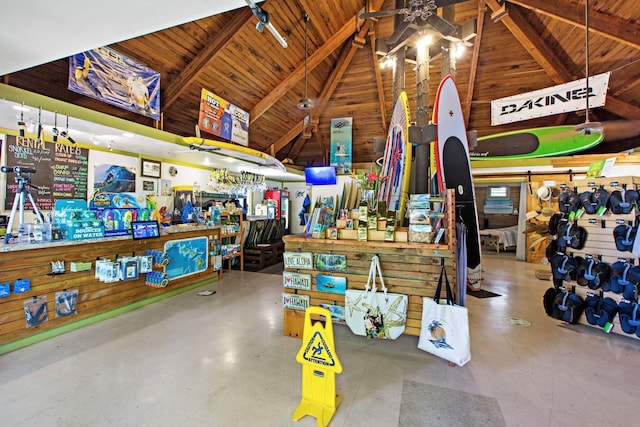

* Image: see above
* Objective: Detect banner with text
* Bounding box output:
[198,88,249,146]
[491,72,610,126]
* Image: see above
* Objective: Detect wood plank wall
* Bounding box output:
[0,228,221,346]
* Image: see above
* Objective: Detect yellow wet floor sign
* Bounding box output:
[293,306,342,427]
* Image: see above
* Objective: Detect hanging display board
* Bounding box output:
[3,135,89,211]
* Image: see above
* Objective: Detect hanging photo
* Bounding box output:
[314,253,347,272]
[55,290,78,317]
[315,275,347,294]
[319,303,346,323]
[24,295,48,328]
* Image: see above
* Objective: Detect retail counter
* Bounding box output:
[0,225,221,349]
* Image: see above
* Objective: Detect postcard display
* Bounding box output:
[282,189,457,339]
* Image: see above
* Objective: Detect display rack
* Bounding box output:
[553,176,639,340]
[219,212,244,271]
[282,189,456,338]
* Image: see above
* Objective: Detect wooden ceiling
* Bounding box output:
[3,0,640,166]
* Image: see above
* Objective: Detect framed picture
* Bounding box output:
[143,180,155,192]
[141,159,161,178]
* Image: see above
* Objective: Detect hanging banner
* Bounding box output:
[68,47,160,120]
[198,88,249,146]
[330,117,353,174]
[491,72,610,126]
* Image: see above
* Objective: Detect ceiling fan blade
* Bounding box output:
[387,19,414,45]
[424,14,457,37]
[600,120,640,141]
[434,0,469,7]
[360,8,406,19]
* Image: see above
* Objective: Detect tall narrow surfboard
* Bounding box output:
[377,91,412,221]
[470,125,604,160]
[433,76,482,290]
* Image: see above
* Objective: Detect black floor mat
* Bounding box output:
[467,289,501,298]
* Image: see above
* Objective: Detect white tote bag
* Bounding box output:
[345,255,408,339]
[418,266,471,366]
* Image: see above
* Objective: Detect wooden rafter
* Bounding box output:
[463,0,486,127]
[485,0,640,121]
[162,8,253,110]
[273,19,375,157]
[286,22,372,161]
[250,0,385,125]
[506,0,640,50]
[370,32,387,130]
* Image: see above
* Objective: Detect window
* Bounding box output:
[488,185,509,199]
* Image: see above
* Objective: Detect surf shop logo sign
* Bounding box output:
[491,72,610,125]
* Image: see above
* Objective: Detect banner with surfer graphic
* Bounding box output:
[68,47,160,120]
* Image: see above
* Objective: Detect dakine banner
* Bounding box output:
[491,72,610,126]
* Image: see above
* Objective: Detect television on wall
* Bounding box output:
[304,166,337,186]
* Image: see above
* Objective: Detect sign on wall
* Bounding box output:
[68,47,161,120]
[198,88,249,146]
[491,72,610,126]
[4,135,88,211]
[330,117,353,174]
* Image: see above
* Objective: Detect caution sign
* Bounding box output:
[293,307,343,426]
[302,331,337,367]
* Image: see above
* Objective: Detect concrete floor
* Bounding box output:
[1,253,639,426]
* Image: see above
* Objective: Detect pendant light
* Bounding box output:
[297,13,313,110]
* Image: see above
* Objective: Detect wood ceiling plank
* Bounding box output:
[162,8,253,110]
[506,0,640,49]
[370,32,387,130]
[250,0,384,125]
[486,0,640,122]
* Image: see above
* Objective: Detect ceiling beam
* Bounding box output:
[486,0,640,121]
[162,7,253,110]
[250,0,385,125]
[286,21,373,161]
[370,32,387,131]
[506,0,640,50]
[463,1,486,127]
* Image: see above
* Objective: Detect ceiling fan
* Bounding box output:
[297,13,313,110]
[245,0,288,48]
[574,0,640,142]
[360,0,465,43]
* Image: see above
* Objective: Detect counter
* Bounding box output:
[0,225,221,348]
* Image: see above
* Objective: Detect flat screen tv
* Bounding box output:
[304,166,337,186]
[131,220,160,240]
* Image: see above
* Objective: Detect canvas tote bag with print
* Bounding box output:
[418,266,471,366]
[344,255,408,339]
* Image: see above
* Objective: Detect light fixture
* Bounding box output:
[60,115,76,144]
[416,33,433,50]
[122,132,134,138]
[52,111,59,142]
[297,13,313,110]
[13,105,30,112]
[17,104,25,136]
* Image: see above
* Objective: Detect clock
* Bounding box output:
[168,166,178,177]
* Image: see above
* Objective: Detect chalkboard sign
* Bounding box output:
[4,135,89,211]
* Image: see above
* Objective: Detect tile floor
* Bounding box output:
[1,253,640,427]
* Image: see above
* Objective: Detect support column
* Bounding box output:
[414,37,430,194]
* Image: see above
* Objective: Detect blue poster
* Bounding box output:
[69,47,160,120]
[316,275,347,295]
[330,117,353,174]
[164,237,209,280]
